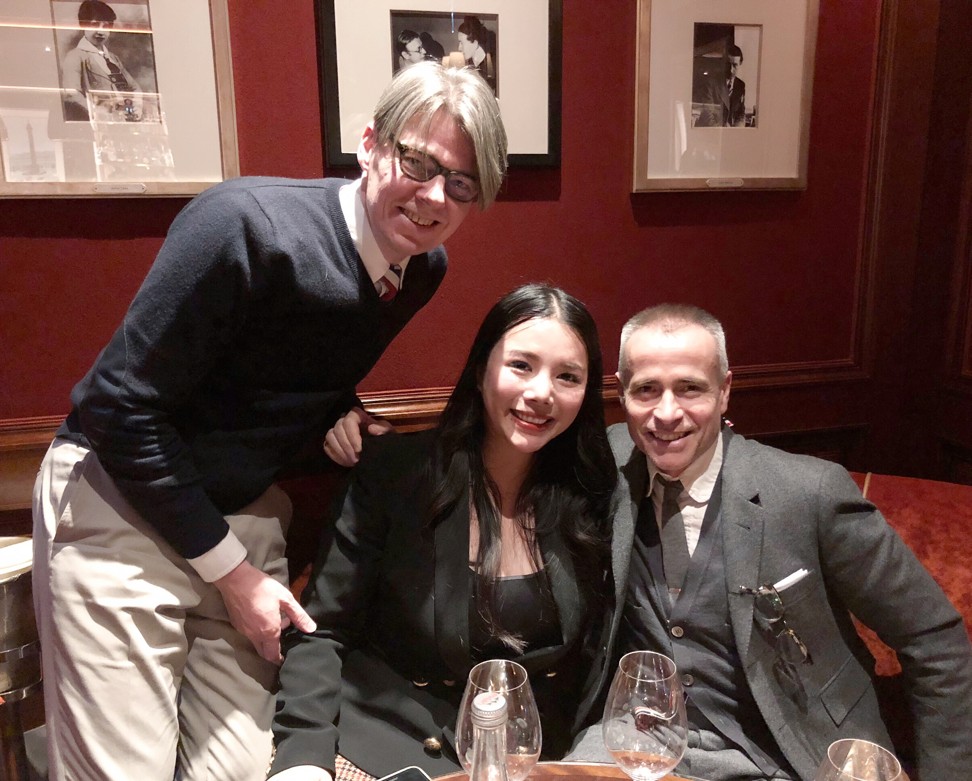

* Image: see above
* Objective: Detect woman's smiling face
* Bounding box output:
[480,317,589,463]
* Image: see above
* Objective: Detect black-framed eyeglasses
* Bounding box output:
[395,143,479,203]
[739,584,814,666]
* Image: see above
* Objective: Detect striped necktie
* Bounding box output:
[376,264,402,302]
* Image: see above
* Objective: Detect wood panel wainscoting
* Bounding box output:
[0,417,61,536]
[941,441,972,486]
[0,373,882,549]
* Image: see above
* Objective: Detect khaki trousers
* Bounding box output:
[32,440,292,781]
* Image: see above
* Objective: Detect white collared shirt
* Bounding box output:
[338,178,409,287]
[647,431,724,556]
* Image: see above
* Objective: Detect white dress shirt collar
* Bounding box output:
[338,177,409,286]
[77,37,117,62]
[648,430,723,503]
[646,430,724,556]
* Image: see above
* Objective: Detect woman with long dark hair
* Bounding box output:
[270,284,616,781]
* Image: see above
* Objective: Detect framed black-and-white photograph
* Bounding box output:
[0,0,238,197]
[390,12,498,96]
[691,23,760,130]
[50,0,158,124]
[317,0,561,167]
[633,0,819,192]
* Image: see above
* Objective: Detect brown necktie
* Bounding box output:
[657,477,690,599]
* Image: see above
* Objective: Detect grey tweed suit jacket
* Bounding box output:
[581,423,972,781]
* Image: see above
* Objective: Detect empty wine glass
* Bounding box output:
[602,651,688,781]
[814,739,902,781]
[455,660,541,781]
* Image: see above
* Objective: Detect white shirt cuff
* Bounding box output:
[186,530,248,582]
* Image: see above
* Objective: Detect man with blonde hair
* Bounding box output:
[33,62,507,781]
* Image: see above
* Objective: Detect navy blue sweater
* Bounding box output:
[59,177,446,559]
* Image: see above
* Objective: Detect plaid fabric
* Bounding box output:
[336,754,377,781]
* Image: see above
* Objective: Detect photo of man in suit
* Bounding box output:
[694,43,747,128]
[723,44,746,127]
[570,304,972,781]
[691,18,761,130]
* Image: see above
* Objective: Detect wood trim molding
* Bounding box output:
[849,0,894,387]
[941,440,972,485]
[0,387,615,510]
[947,80,972,389]
[729,359,869,389]
[0,416,62,511]
[354,386,453,432]
[0,367,869,513]
[748,424,869,467]
[0,415,65,443]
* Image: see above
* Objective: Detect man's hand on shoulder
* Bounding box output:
[323,406,394,467]
[213,560,316,664]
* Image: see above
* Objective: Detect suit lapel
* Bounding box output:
[721,429,764,663]
[516,532,583,669]
[615,445,645,606]
[541,532,582,645]
[434,489,473,676]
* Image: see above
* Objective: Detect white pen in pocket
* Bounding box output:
[773,568,811,592]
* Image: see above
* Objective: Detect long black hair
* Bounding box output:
[428,283,616,649]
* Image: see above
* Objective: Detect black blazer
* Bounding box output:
[270,430,599,778]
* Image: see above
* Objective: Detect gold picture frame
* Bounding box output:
[0,0,238,198]
[632,0,819,192]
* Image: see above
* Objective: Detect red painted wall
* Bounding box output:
[0,1,880,420]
